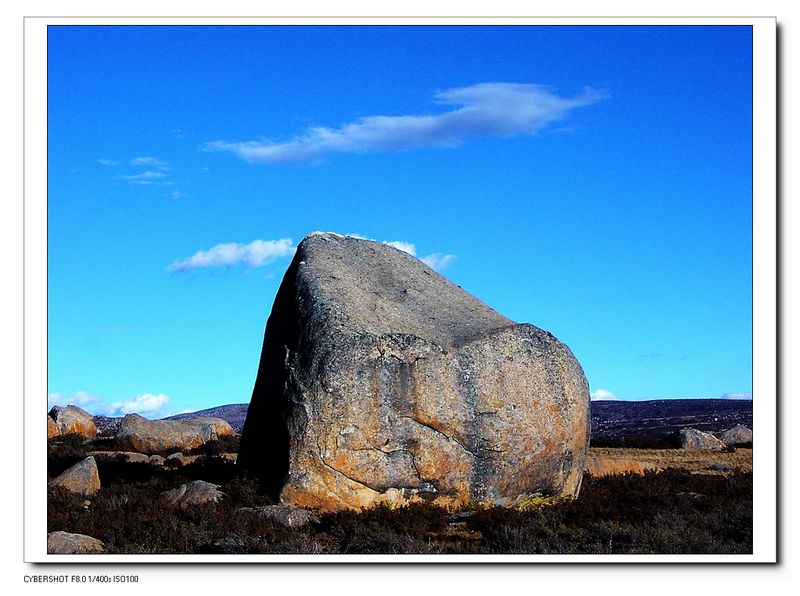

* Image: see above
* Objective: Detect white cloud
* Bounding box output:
[98,158,118,166]
[384,240,417,256]
[721,392,752,400]
[591,389,618,401]
[48,390,99,411]
[350,235,456,273]
[106,393,172,417]
[205,82,605,163]
[421,253,457,272]
[167,238,295,273]
[130,156,170,170]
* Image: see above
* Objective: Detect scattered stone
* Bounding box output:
[49,456,101,496]
[715,424,753,446]
[678,428,727,450]
[86,451,150,464]
[708,463,734,472]
[235,505,319,528]
[149,454,166,466]
[47,531,105,554]
[49,405,97,440]
[47,416,60,439]
[159,480,225,509]
[238,232,591,512]
[165,452,185,466]
[115,413,205,454]
[178,417,235,442]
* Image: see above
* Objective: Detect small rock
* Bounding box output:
[708,463,734,472]
[49,456,101,496]
[159,480,225,509]
[715,424,753,446]
[165,452,185,466]
[149,454,166,466]
[235,505,319,528]
[678,428,727,450]
[47,531,105,554]
[49,405,97,440]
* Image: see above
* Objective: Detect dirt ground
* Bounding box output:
[585,447,752,477]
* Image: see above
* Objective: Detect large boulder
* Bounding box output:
[238,232,590,511]
[49,456,101,496]
[115,414,205,454]
[715,424,753,446]
[679,427,727,450]
[47,531,105,554]
[49,405,97,440]
[178,417,236,442]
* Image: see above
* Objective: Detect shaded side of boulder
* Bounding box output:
[159,480,225,509]
[49,405,97,440]
[715,424,753,446]
[238,233,591,512]
[679,427,727,450]
[115,414,205,454]
[47,416,60,439]
[49,456,101,496]
[47,531,105,554]
[178,417,235,441]
[235,505,319,528]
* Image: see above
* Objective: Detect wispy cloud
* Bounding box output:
[721,392,752,400]
[119,170,167,184]
[48,390,99,411]
[205,82,606,164]
[130,156,170,170]
[591,389,619,401]
[167,238,295,273]
[98,158,118,166]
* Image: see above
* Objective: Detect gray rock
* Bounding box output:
[115,414,205,454]
[178,417,235,442]
[238,232,590,511]
[159,480,225,509]
[47,531,105,554]
[49,405,97,440]
[149,454,166,466]
[164,452,185,466]
[235,505,319,528]
[715,424,752,446]
[679,427,727,450]
[49,456,101,496]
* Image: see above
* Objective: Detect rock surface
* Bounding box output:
[47,531,105,554]
[47,416,60,439]
[115,414,206,454]
[178,417,236,441]
[238,232,591,511]
[715,424,753,446]
[49,456,101,496]
[86,451,150,464]
[49,405,97,440]
[679,427,727,450]
[159,480,225,509]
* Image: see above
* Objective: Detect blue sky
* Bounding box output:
[47,25,753,417]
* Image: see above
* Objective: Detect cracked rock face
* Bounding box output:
[238,232,590,511]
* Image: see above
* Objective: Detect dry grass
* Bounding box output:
[587,447,752,476]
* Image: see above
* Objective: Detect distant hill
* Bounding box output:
[93,399,751,441]
[165,404,249,433]
[591,398,752,441]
